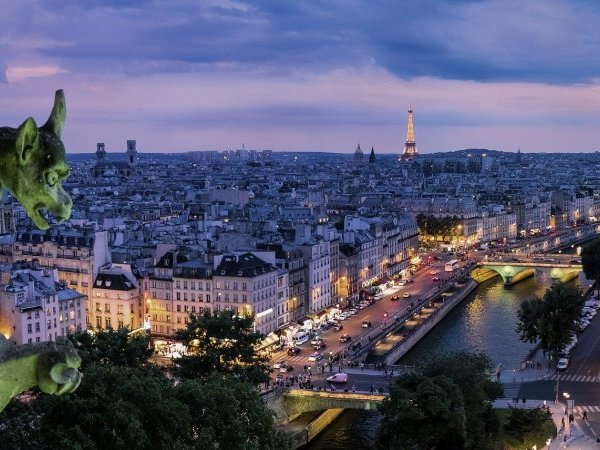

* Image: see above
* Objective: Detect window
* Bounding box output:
[183,281,188,289]
[104,303,110,313]
[176,292,180,301]
[175,281,180,289]
[35,322,40,332]
[191,306,196,313]
[105,317,111,329]
[191,293,195,302]
[190,281,195,290]
[206,294,211,303]
[27,324,32,334]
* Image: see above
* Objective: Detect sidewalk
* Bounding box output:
[547,403,599,449]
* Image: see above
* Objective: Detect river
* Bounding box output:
[307,270,591,449]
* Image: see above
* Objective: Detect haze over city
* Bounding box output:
[1,0,600,154]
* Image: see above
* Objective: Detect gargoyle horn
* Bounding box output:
[40,89,66,138]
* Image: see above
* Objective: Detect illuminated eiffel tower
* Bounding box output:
[400,106,418,160]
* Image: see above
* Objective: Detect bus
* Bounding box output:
[445,259,459,272]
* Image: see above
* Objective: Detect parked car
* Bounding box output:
[361,320,372,328]
[402,292,411,298]
[308,352,324,362]
[326,373,348,384]
[398,280,407,286]
[349,309,358,315]
[287,347,301,356]
[333,323,344,331]
[339,334,351,343]
[374,293,384,301]
[557,357,569,371]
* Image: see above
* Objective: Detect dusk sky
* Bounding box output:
[1,0,600,154]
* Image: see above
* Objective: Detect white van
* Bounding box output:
[293,331,309,345]
[326,373,348,383]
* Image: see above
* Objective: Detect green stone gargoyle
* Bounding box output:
[0,90,72,229]
[0,335,82,412]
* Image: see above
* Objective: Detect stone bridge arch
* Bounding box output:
[262,388,386,424]
[470,263,582,287]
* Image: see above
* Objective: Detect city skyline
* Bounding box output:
[1,0,600,154]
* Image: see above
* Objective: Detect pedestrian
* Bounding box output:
[352,385,356,393]
[584,410,588,422]
[561,417,565,429]
[370,384,374,395]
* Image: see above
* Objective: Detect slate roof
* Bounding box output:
[215,253,276,277]
[94,273,136,291]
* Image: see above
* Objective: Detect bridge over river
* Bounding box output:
[472,254,582,286]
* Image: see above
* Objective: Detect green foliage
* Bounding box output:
[505,406,551,440]
[377,373,466,449]
[378,351,503,449]
[67,328,153,369]
[0,365,289,450]
[516,282,584,355]
[492,408,556,449]
[581,238,600,282]
[174,310,270,384]
[416,214,463,241]
[419,351,503,447]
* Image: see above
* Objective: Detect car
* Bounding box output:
[326,373,348,384]
[432,276,440,281]
[333,323,344,331]
[349,309,358,315]
[308,352,323,362]
[287,347,301,356]
[311,338,323,346]
[383,311,389,318]
[339,334,351,343]
[390,295,400,301]
[279,363,293,373]
[398,280,407,286]
[557,357,569,371]
[273,361,285,369]
[312,342,326,350]
[361,320,372,328]
[406,278,415,283]
[429,270,437,275]
[402,292,411,298]
[374,293,384,300]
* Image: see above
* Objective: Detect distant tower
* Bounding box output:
[401,106,418,160]
[126,140,138,166]
[96,143,107,163]
[369,146,376,163]
[354,142,364,163]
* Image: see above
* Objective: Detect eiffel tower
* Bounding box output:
[400,106,418,160]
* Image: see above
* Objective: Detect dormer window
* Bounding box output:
[221,270,226,275]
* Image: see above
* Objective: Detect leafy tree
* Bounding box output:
[581,238,600,285]
[174,310,270,384]
[0,365,289,450]
[419,352,503,448]
[377,373,467,449]
[67,328,153,369]
[516,282,584,355]
[505,406,551,441]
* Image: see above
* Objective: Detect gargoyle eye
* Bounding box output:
[46,171,59,187]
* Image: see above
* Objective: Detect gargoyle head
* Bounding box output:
[3,90,72,229]
[36,338,82,396]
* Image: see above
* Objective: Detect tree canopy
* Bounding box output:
[0,365,289,450]
[173,310,270,384]
[378,351,503,449]
[67,327,153,369]
[516,282,584,355]
[377,373,466,449]
[581,238,600,283]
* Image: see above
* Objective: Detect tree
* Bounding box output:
[581,238,600,285]
[516,282,584,355]
[0,365,290,450]
[505,406,551,441]
[67,328,153,369]
[377,373,467,449]
[174,310,270,384]
[419,352,503,448]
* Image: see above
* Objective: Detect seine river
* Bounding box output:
[307,270,590,449]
